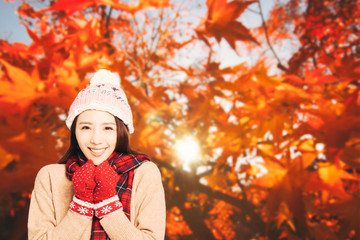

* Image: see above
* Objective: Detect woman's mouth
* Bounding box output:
[89,148,106,156]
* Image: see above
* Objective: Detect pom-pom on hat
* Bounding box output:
[66,69,134,134]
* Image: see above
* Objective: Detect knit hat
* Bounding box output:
[66,69,134,134]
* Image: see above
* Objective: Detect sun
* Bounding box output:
[174,136,201,165]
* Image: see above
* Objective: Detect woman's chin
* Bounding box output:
[93,158,107,166]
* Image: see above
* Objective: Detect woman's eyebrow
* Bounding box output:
[78,121,93,125]
[78,122,116,125]
[102,122,116,125]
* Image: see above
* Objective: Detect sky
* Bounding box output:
[0,0,32,44]
[0,0,277,70]
[0,0,274,44]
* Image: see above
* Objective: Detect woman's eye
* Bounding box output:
[81,126,90,130]
[105,126,114,130]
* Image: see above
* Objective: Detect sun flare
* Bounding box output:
[174,136,201,164]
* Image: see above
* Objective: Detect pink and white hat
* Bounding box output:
[65,69,134,134]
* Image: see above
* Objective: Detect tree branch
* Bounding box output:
[258,1,287,71]
[153,158,266,236]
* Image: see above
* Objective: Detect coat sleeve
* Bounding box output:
[100,162,166,240]
[28,165,93,240]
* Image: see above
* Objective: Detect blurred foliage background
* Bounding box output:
[0,0,359,239]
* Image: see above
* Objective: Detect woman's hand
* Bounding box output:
[73,160,96,203]
[93,160,119,203]
[69,160,96,217]
[93,160,123,218]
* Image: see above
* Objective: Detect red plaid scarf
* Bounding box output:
[66,152,150,240]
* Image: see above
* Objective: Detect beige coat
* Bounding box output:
[28,161,166,240]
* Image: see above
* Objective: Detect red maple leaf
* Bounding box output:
[39,0,169,16]
[195,0,259,50]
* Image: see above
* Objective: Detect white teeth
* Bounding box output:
[90,148,105,153]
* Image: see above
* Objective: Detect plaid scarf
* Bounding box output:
[66,152,150,240]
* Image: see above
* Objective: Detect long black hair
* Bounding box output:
[58,115,137,164]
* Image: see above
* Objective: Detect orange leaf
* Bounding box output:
[39,0,169,16]
[298,139,315,152]
[251,161,287,188]
[0,146,19,170]
[139,0,170,9]
[304,68,338,85]
[318,164,356,187]
[257,143,275,156]
[0,42,29,56]
[195,0,258,49]
[276,202,295,231]
[0,59,35,87]
[121,78,154,107]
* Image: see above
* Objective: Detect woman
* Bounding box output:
[28,69,166,239]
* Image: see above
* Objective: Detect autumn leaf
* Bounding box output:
[38,0,95,16]
[251,160,287,189]
[0,60,44,113]
[257,143,276,156]
[195,0,259,50]
[39,0,170,16]
[120,77,155,107]
[341,137,360,168]
[297,139,315,152]
[318,164,357,187]
[276,201,295,231]
[0,42,29,57]
[17,3,41,19]
[0,146,18,170]
[138,0,170,10]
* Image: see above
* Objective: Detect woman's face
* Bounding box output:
[75,110,117,165]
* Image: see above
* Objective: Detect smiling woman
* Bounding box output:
[75,110,117,165]
[28,69,166,239]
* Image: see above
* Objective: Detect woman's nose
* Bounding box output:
[90,129,101,144]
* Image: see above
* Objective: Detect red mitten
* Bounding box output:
[69,160,96,217]
[93,160,123,218]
